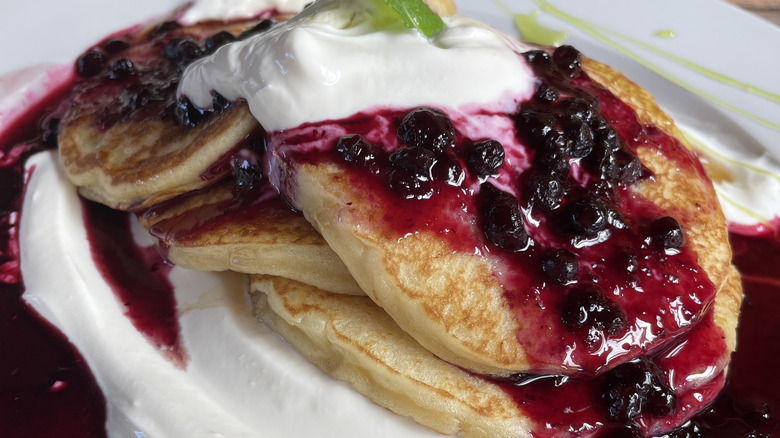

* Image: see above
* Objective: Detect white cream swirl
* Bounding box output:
[178,5,536,132]
[21,151,441,438]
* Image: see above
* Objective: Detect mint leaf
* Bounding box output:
[382,0,444,38]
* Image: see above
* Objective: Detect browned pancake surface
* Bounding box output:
[58,20,263,210]
[280,56,735,376]
[250,266,741,437]
[137,180,363,295]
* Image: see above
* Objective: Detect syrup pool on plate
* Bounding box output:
[2,1,780,438]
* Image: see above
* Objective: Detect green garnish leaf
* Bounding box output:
[382,0,444,38]
[512,10,567,46]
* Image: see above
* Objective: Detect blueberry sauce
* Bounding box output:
[273,47,717,376]
[0,24,778,438]
[267,45,744,435]
[80,200,185,367]
[65,16,277,132]
[0,75,107,437]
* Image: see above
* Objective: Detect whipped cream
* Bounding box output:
[178,5,536,132]
[21,151,440,438]
[180,0,311,24]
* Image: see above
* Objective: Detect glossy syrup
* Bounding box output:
[0,78,107,437]
[0,30,778,438]
[278,61,717,379]
[80,200,186,367]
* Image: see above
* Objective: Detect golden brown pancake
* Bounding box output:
[269,53,736,376]
[58,19,269,210]
[250,267,741,437]
[137,179,363,295]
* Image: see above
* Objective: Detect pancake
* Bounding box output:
[267,49,736,376]
[250,267,741,437]
[58,18,274,210]
[137,179,363,295]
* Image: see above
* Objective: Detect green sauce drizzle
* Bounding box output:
[494,0,780,132]
[654,29,677,38]
[494,3,568,46]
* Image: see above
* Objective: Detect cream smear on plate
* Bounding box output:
[12,0,780,437]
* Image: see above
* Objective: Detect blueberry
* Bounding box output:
[238,19,274,40]
[76,50,106,77]
[41,118,60,147]
[647,217,686,251]
[205,31,236,53]
[336,134,381,174]
[557,97,599,125]
[102,38,130,54]
[534,83,559,104]
[388,168,434,200]
[151,20,181,37]
[522,50,554,76]
[536,148,571,176]
[540,248,578,284]
[516,109,555,141]
[602,358,676,422]
[467,139,505,178]
[561,284,627,347]
[591,119,621,151]
[564,119,595,159]
[552,45,583,77]
[175,97,208,127]
[525,170,568,212]
[397,108,455,154]
[431,151,464,186]
[481,185,531,252]
[233,154,263,192]
[248,129,267,155]
[561,195,610,236]
[109,58,135,80]
[601,147,644,183]
[390,146,437,180]
[164,37,204,65]
[211,91,232,113]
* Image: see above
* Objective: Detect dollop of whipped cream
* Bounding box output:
[21,151,441,438]
[181,0,310,24]
[178,0,536,132]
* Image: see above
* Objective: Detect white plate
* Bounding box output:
[4,0,779,191]
[4,0,779,160]
[5,1,780,437]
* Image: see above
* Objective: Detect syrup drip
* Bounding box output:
[0,77,107,438]
[0,22,777,438]
[81,200,186,368]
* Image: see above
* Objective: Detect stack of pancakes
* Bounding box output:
[57,2,742,437]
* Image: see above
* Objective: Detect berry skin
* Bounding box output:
[561,284,627,348]
[525,170,568,212]
[467,140,505,178]
[175,97,208,127]
[76,50,106,77]
[397,108,456,154]
[336,134,382,174]
[388,168,434,200]
[109,58,135,80]
[561,195,610,237]
[205,31,236,53]
[431,151,464,186]
[540,248,579,285]
[647,217,686,252]
[602,358,676,423]
[390,146,437,180]
[552,45,583,77]
[481,185,531,252]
